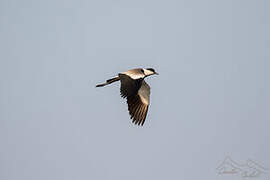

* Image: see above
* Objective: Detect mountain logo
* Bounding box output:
[216,156,268,180]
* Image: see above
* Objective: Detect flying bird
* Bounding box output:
[96,68,158,126]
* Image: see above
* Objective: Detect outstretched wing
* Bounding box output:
[119,74,150,126]
[119,73,142,98]
[127,81,150,126]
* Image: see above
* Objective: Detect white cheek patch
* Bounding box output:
[143,69,153,76]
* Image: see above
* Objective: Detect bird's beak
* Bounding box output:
[155,72,159,75]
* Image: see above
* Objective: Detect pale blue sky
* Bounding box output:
[1,0,270,180]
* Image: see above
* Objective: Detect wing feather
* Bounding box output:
[126,81,151,126]
[119,73,142,98]
[118,74,151,126]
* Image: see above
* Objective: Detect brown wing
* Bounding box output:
[119,73,143,98]
[127,81,150,126]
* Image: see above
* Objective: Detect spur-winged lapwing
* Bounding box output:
[96,68,158,126]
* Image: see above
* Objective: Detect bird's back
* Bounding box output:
[122,68,145,80]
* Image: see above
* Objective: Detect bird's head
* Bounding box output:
[143,68,159,76]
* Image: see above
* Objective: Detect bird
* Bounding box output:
[96,68,158,126]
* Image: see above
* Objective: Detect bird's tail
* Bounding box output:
[96,76,120,87]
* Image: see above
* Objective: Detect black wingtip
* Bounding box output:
[96,83,106,87]
[131,118,144,126]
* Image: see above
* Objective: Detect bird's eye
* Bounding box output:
[141,69,145,74]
